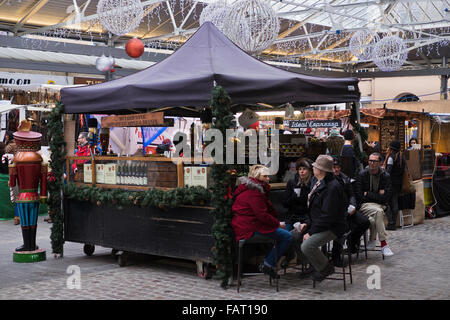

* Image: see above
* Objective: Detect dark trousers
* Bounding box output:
[387,191,400,227]
[332,211,370,260]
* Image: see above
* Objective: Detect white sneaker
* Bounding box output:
[381,245,394,257]
[366,240,376,250]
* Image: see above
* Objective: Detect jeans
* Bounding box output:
[254,228,292,268]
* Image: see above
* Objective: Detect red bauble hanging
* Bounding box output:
[125,37,144,58]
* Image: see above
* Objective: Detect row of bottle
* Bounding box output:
[116,161,148,186]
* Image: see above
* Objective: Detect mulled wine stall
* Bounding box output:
[54,22,360,286]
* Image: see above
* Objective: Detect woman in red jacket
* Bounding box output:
[232,165,292,278]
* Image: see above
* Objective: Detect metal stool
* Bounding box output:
[236,234,279,293]
[313,231,353,291]
[399,209,414,229]
[362,230,385,260]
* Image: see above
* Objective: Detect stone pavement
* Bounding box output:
[0,215,449,300]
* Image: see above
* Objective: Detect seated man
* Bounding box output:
[331,157,370,266]
[301,155,347,282]
[354,153,394,257]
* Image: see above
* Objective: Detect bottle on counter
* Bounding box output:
[117,161,122,185]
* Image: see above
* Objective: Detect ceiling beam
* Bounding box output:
[17,0,162,36]
[13,0,50,34]
[0,35,170,62]
[0,0,8,8]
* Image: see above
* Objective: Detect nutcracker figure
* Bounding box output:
[9,120,47,256]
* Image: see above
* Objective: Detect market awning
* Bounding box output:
[304,107,427,121]
[366,100,450,114]
[60,22,360,115]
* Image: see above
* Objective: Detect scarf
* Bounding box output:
[307,180,322,208]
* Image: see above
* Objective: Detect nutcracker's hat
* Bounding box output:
[13,120,42,152]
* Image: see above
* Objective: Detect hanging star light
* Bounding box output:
[199,0,230,34]
[349,30,380,61]
[224,0,280,55]
[373,35,408,72]
[97,0,144,36]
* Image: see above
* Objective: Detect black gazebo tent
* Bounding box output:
[61,22,360,114]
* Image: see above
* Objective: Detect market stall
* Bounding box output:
[57,22,360,279]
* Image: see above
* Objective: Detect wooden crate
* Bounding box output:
[147,162,178,188]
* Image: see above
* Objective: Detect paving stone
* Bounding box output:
[0,215,449,299]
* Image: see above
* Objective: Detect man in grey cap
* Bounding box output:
[300,155,347,282]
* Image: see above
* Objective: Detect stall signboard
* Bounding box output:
[380,117,405,152]
[83,164,92,183]
[74,77,105,86]
[0,72,72,86]
[184,166,192,187]
[101,112,168,128]
[284,119,342,129]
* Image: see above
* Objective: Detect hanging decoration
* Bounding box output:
[96,54,114,72]
[97,0,144,36]
[199,0,230,34]
[373,35,408,72]
[224,0,280,55]
[125,37,145,58]
[349,30,380,61]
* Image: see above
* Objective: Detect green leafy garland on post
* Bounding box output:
[48,101,66,256]
[210,86,236,288]
[350,102,368,172]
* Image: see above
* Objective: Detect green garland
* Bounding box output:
[64,183,211,209]
[48,101,66,256]
[350,102,368,172]
[210,86,236,288]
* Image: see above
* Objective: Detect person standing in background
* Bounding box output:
[383,140,405,230]
[4,131,19,225]
[340,130,361,178]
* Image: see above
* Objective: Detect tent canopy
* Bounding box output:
[61,22,360,115]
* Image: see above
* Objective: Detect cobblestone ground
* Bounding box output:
[0,215,449,300]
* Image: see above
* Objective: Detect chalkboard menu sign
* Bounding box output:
[380,117,405,152]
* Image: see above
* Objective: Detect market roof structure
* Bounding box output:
[60,22,360,114]
[0,0,449,74]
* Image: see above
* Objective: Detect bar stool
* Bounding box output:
[362,230,385,260]
[399,209,414,229]
[356,232,368,260]
[313,231,353,291]
[236,234,279,293]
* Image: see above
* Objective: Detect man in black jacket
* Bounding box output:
[301,155,347,282]
[355,153,394,257]
[331,158,370,266]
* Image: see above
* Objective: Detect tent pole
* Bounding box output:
[441,56,448,100]
[355,102,363,153]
